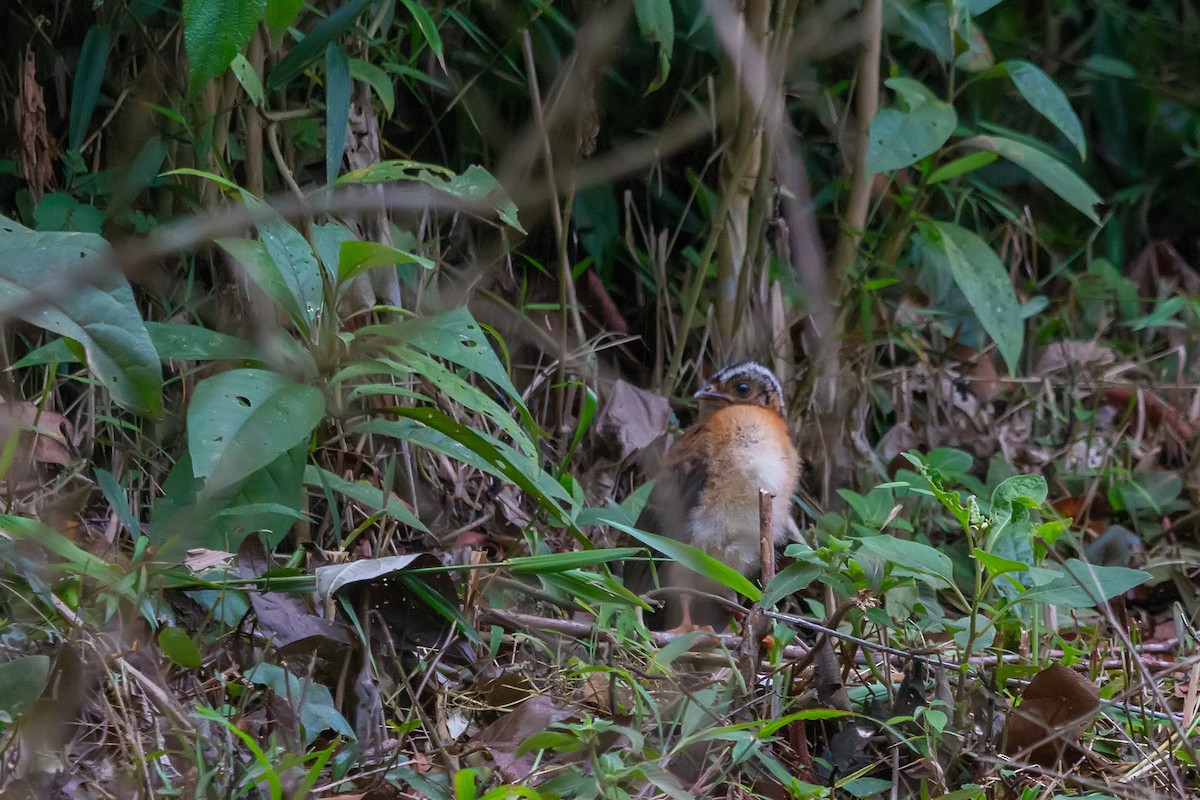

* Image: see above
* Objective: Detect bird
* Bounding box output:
[626,361,801,631]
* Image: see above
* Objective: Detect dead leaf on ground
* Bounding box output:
[1130,240,1200,298]
[1034,340,1117,377]
[469,694,580,782]
[1002,663,1100,767]
[1101,386,1195,442]
[592,379,672,462]
[0,399,72,467]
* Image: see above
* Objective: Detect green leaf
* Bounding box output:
[337,240,434,284]
[216,237,307,326]
[1001,61,1086,160]
[33,193,105,233]
[991,473,1047,509]
[760,562,820,608]
[916,220,1024,374]
[188,369,324,495]
[348,59,395,117]
[266,0,371,90]
[858,535,954,586]
[337,161,524,232]
[245,663,354,746]
[927,150,998,184]
[303,465,428,532]
[183,0,266,94]
[360,411,572,522]
[0,216,163,418]
[634,0,675,92]
[586,506,760,601]
[398,0,445,67]
[325,42,351,185]
[158,627,203,669]
[971,548,1028,576]
[961,135,1101,223]
[151,445,306,553]
[265,0,303,34]
[508,548,643,575]
[230,53,264,106]
[1017,559,1150,608]
[866,78,957,173]
[0,655,50,721]
[70,26,112,151]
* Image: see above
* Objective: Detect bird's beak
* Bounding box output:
[693,386,725,401]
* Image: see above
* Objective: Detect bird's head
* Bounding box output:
[694,361,786,421]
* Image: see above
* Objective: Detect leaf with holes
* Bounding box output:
[188,369,324,495]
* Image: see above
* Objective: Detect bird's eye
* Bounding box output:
[734,382,751,397]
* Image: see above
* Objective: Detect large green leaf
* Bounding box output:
[858,535,954,587]
[0,216,163,418]
[188,369,324,495]
[0,656,50,722]
[915,220,1024,374]
[241,192,324,332]
[1000,61,1086,160]
[14,322,259,368]
[866,78,957,174]
[151,445,307,553]
[182,0,266,93]
[962,135,1101,223]
[1017,559,1150,608]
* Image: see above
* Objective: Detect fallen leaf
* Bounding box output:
[1034,340,1117,376]
[1002,663,1100,767]
[592,379,672,462]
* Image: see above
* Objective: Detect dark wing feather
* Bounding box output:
[622,428,709,598]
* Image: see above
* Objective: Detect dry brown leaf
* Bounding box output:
[1130,239,1200,298]
[470,695,579,782]
[184,548,235,571]
[592,379,672,461]
[1034,340,1117,377]
[15,47,57,202]
[1002,663,1100,767]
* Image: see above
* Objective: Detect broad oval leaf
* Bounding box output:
[0,655,50,720]
[858,535,954,586]
[188,368,324,495]
[962,135,1101,223]
[0,216,163,418]
[240,193,324,332]
[1001,61,1086,160]
[158,626,203,669]
[915,220,1024,374]
[866,79,957,174]
[1017,559,1150,608]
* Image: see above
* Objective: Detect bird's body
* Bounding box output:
[628,362,800,630]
